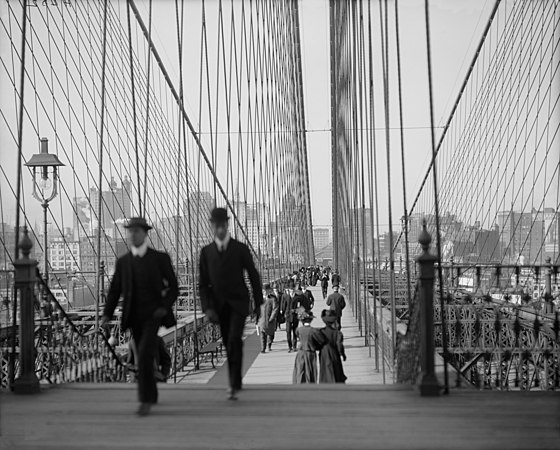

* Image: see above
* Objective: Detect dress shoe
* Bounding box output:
[288,348,293,353]
[136,402,151,416]
[226,387,238,401]
[260,349,266,353]
[268,344,272,351]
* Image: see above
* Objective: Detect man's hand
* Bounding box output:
[205,308,220,324]
[153,307,167,320]
[100,315,111,335]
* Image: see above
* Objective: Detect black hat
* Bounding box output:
[263,282,271,290]
[288,279,295,289]
[333,284,340,289]
[210,207,229,223]
[124,217,152,231]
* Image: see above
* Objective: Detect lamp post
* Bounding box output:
[24,138,65,287]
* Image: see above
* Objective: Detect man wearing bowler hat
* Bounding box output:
[198,207,263,400]
[101,217,178,416]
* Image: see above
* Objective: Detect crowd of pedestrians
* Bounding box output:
[256,266,348,384]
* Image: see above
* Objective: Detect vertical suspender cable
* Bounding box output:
[126,0,142,215]
[380,0,398,379]
[366,0,380,371]
[10,0,29,390]
[95,0,109,348]
[142,0,153,214]
[394,0,412,307]
[424,0,449,394]
[329,0,339,271]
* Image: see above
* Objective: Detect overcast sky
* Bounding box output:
[0,0,501,232]
[134,0,496,230]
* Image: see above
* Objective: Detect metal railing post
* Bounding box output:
[12,227,40,394]
[417,222,440,396]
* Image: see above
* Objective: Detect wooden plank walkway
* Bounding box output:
[1,384,558,449]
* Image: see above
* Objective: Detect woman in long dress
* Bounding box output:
[292,309,325,383]
[319,309,347,383]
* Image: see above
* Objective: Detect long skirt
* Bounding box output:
[292,350,318,383]
[319,346,347,383]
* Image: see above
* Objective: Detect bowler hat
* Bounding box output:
[210,207,229,223]
[321,309,338,324]
[124,217,152,231]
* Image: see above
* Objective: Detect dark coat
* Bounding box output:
[258,294,279,336]
[293,326,326,384]
[331,273,341,286]
[198,238,263,317]
[319,327,347,383]
[326,292,346,318]
[104,248,178,330]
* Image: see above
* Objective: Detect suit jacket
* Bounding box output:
[198,238,263,317]
[104,248,178,330]
[280,291,300,320]
[327,292,346,318]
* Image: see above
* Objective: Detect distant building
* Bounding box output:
[48,237,80,272]
[76,176,132,238]
[313,227,330,252]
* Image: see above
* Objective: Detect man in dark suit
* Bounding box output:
[198,207,263,400]
[101,217,178,416]
[326,285,346,330]
[280,280,300,352]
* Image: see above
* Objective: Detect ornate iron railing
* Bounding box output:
[1,270,221,389]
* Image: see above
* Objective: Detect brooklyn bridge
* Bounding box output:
[0,0,559,449]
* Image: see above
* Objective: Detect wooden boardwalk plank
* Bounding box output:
[1,384,558,449]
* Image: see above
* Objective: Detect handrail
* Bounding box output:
[35,270,126,370]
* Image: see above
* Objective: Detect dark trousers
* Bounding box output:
[131,318,159,404]
[322,286,328,299]
[218,303,246,390]
[260,332,274,350]
[286,315,298,350]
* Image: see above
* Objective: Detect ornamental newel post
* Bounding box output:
[13,226,40,394]
[544,257,552,314]
[416,220,440,396]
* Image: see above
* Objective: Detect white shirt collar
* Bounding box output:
[214,233,231,251]
[131,241,148,258]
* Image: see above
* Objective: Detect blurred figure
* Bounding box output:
[198,207,263,400]
[101,217,178,416]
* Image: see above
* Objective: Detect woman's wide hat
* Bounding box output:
[321,309,338,324]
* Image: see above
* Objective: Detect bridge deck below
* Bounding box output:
[1,384,558,449]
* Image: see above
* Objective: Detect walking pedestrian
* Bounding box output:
[198,207,263,400]
[326,285,346,330]
[319,310,347,383]
[320,271,329,299]
[258,283,279,353]
[331,269,341,287]
[101,217,178,416]
[292,309,325,384]
[281,279,300,352]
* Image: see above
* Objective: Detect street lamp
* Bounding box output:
[25,138,64,286]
